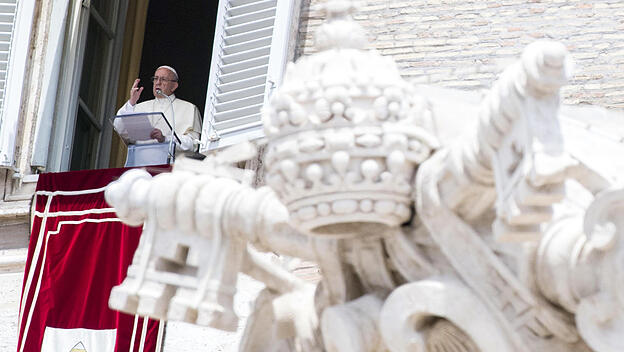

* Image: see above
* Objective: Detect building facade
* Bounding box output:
[1,0,623,250]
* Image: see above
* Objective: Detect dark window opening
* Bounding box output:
[137,0,218,117]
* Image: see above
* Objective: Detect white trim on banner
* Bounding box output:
[18,187,122,352]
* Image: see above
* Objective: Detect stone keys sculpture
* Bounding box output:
[104,2,623,352]
[414,38,619,352]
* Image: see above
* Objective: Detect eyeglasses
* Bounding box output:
[151,76,178,83]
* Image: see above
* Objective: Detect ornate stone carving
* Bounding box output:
[379,278,509,352]
[104,1,624,351]
[536,188,624,352]
[262,1,438,236]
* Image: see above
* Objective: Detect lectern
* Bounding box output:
[111,112,180,167]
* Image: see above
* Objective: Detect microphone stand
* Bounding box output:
[157,89,176,164]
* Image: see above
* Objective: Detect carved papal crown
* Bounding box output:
[262,1,439,236]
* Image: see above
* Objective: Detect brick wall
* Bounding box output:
[295,0,624,109]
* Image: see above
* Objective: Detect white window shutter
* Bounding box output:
[201,0,294,151]
[0,0,35,168]
[31,0,71,168]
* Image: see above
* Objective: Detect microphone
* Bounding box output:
[156,89,176,163]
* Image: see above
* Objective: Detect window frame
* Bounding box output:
[45,0,128,172]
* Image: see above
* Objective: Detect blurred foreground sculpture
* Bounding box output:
[105,2,624,351]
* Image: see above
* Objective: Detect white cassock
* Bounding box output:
[115,94,202,151]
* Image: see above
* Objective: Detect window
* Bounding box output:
[44,0,126,171]
[38,0,297,171]
[69,1,120,170]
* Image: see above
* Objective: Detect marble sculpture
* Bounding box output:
[104,2,624,351]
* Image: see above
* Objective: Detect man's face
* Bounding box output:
[152,67,179,97]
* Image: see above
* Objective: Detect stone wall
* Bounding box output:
[295,0,624,109]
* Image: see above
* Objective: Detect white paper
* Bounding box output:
[113,114,154,142]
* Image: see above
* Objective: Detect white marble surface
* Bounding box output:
[162,274,265,351]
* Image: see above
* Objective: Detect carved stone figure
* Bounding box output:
[104,2,624,351]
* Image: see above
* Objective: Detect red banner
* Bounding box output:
[17,166,170,352]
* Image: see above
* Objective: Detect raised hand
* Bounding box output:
[129,78,144,106]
